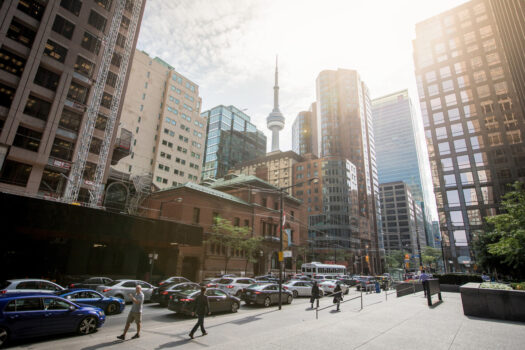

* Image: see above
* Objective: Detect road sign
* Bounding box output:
[283,250,292,258]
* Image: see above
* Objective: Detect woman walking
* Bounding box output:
[333,284,343,311]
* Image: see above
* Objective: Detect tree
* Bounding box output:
[385,250,404,269]
[421,246,441,271]
[205,217,253,274]
[242,233,263,276]
[476,182,525,278]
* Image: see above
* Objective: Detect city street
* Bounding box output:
[7,290,525,349]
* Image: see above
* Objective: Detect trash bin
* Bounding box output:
[375,281,380,293]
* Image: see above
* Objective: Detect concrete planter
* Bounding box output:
[440,284,460,293]
[460,282,525,322]
[396,282,423,297]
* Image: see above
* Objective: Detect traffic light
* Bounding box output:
[405,253,410,260]
[365,255,369,263]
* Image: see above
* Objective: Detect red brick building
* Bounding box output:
[141,174,305,281]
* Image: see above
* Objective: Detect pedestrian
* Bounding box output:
[333,284,343,311]
[419,270,430,297]
[481,272,490,282]
[117,284,144,340]
[189,287,211,339]
[310,281,320,309]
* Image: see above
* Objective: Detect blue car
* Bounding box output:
[55,289,125,315]
[0,293,105,347]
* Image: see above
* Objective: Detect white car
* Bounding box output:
[1,279,64,294]
[319,280,349,295]
[216,277,256,296]
[284,280,324,298]
[96,279,154,302]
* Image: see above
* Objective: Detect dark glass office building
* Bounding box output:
[201,105,266,179]
[292,103,318,157]
[414,0,525,271]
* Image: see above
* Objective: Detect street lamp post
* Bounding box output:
[278,177,319,310]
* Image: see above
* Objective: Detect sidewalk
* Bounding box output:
[12,291,525,349]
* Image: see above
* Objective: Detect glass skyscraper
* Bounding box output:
[201,105,266,179]
[315,69,383,273]
[372,90,437,248]
[292,103,318,157]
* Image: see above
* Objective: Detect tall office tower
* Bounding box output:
[490,0,525,110]
[315,69,383,273]
[201,105,266,179]
[0,0,146,203]
[414,0,525,271]
[372,90,436,248]
[112,50,205,189]
[379,182,422,268]
[291,102,318,157]
[267,58,284,152]
[293,156,365,272]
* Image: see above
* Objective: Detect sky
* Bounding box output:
[136,0,469,218]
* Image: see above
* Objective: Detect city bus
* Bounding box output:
[300,262,347,278]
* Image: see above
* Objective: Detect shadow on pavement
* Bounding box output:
[229,309,279,325]
[155,336,195,349]
[81,340,126,350]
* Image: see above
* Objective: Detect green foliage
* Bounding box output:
[480,282,512,290]
[421,246,441,268]
[205,217,261,274]
[433,273,482,285]
[511,282,525,290]
[474,182,525,279]
[385,250,404,269]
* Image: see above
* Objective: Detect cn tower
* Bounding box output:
[267,56,285,152]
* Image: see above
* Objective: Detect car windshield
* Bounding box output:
[218,279,233,284]
[106,280,122,286]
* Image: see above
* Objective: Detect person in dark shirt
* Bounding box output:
[310,281,320,309]
[189,287,211,339]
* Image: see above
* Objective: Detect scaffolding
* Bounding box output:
[62,0,143,206]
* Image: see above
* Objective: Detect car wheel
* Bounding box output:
[77,316,97,335]
[287,295,293,304]
[292,290,298,298]
[264,297,271,307]
[106,302,120,315]
[0,327,8,347]
[231,302,239,313]
[115,294,124,301]
[235,290,242,297]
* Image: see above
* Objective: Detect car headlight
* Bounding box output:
[98,311,104,316]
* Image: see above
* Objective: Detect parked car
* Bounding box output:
[311,275,337,282]
[55,289,125,315]
[1,279,64,294]
[168,288,240,315]
[216,278,256,297]
[151,282,200,306]
[319,280,350,295]
[336,276,359,287]
[254,275,279,283]
[158,276,190,286]
[96,280,154,303]
[284,280,323,298]
[67,277,113,290]
[199,278,221,288]
[355,276,377,291]
[244,283,293,307]
[0,293,105,347]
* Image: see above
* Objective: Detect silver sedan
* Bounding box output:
[96,279,154,302]
[283,280,324,298]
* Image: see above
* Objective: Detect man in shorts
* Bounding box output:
[117,284,144,340]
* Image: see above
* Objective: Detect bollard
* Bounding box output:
[412,283,415,294]
[385,288,388,301]
[360,289,363,310]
